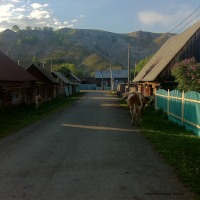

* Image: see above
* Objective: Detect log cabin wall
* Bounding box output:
[0,81,35,107]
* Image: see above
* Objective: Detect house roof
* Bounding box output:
[0,51,36,81]
[26,64,59,84]
[134,21,200,82]
[51,71,71,84]
[68,72,81,82]
[95,70,128,79]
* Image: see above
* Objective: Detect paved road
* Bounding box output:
[0,91,195,200]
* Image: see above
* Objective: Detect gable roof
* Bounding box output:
[26,64,58,84]
[0,51,36,81]
[51,71,71,84]
[68,72,81,82]
[134,21,200,82]
[95,70,128,78]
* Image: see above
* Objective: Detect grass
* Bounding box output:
[140,107,200,200]
[119,96,200,199]
[0,93,84,139]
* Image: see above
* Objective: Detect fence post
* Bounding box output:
[167,89,170,113]
[181,90,185,123]
[155,88,157,109]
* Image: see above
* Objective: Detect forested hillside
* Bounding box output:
[0,27,174,74]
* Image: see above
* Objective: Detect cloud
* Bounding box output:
[30,3,48,9]
[0,1,82,31]
[138,11,171,26]
[0,4,14,18]
[137,4,196,32]
[71,19,78,23]
[13,7,25,12]
[10,0,22,2]
[28,10,50,19]
[80,14,85,18]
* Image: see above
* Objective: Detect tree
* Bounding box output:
[171,57,200,92]
[26,26,32,30]
[54,63,71,76]
[32,56,39,63]
[12,25,20,32]
[34,27,42,31]
[132,55,153,78]
[53,63,83,78]
[43,26,53,32]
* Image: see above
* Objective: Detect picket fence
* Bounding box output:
[155,89,200,136]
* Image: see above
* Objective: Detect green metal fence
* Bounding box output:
[155,89,200,136]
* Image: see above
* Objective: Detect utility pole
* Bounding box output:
[134,62,137,79]
[127,42,131,92]
[109,45,113,91]
[101,70,104,90]
[110,60,113,91]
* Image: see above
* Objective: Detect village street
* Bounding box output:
[0,91,194,200]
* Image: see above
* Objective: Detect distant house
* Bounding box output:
[26,64,59,101]
[65,72,80,94]
[81,77,96,84]
[66,72,81,83]
[133,21,200,96]
[79,76,97,90]
[0,51,36,107]
[95,69,128,90]
[51,71,73,97]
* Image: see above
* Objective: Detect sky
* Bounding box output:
[0,0,200,34]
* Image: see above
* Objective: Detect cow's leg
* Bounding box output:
[39,100,42,108]
[129,108,134,126]
[131,106,138,126]
[137,110,143,126]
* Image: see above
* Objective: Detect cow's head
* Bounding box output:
[144,95,155,107]
[121,92,130,101]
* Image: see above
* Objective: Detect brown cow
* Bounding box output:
[35,95,42,109]
[123,92,150,126]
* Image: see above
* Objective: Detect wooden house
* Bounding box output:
[66,72,81,83]
[133,21,200,96]
[0,51,36,107]
[79,77,97,90]
[51,71,72,97]
[95,69,128,90]
[65,72,80,94]
[26,64,59,101]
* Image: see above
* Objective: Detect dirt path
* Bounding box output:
[0,91,195,200]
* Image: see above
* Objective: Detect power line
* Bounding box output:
[168,6,200,33]
[132,6,200,51]
[177,12,200,34]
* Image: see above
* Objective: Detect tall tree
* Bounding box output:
[26,26,32,30]
[12,25,20,32]
[132,55,153,78]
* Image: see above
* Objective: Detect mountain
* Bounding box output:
[0,28,175,74]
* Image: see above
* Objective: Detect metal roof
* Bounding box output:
[0,51,36,81]
[26,64,59,84]
[51,71,71,84]
[68,72,81,82]
[95,70,128,78]
[134,21,200,82]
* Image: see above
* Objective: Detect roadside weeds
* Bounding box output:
[140,107,200,200]
[0,93,84,139]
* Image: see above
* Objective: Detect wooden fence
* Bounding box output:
[155,89,200,136]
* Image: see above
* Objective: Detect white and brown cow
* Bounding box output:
[123,92,150,126]
[35,95,42,109]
